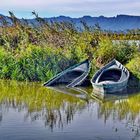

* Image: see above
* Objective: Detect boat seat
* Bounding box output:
[99,81,116,84]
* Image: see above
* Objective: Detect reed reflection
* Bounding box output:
[0,80,88,130]
[0,79,140,135]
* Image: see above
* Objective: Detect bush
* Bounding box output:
[95,38,117,65]
[0,48,15,79]
[0,44,89,82]
[12,45,70,81]
[115,42,137,64]
[95,38,138,65]
[126,54,140,79]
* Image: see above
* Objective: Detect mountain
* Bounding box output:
[0,14,140,31]
[0,14,12,25]
[45,15,140,31]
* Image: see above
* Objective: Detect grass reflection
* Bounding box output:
[0,80,87,130]
[1,79,140,133]
[91,91,140,135]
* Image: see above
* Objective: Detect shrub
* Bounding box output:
[95,38,138,65]
[13,45,64,81]
[0,48,15,79]
[95,38,117,65]
[126,54,140,79]
[115,42,137,64]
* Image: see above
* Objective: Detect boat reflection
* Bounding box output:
[91,89,140,135]
[46,86,91,101]
[91,89,128,102]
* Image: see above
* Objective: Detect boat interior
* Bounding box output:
[97,68,122,83]
[49,70,84,86]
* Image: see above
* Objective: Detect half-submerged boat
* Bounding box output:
[91,59,130,94]
[44,59,90,87]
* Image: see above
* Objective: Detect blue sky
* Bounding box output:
[0,0,140,18]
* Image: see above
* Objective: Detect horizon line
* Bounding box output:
[0,12,140,19]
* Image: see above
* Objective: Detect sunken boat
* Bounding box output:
[44,59,90,87]
[91,59,130,94]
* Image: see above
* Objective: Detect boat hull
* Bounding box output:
[92,79,128,94]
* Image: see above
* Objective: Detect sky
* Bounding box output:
[0,0,140,18]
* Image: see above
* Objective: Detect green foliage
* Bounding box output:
[0,12,139,81]
[10,45,75,81]
[0,48,15,79]
[115,42,137,64]
[0,43,89,82]
[126,54,140,79]
[95,38,138,65]
[95,38,117,64]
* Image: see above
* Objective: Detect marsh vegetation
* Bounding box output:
[0,12,140,82]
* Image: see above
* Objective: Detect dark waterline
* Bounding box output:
[0,80,140,140]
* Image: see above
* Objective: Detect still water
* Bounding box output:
[0,80,140,140]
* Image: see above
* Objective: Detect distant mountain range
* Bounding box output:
[0,14,140,31]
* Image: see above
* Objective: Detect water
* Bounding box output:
[0,80,140,140]
[112,40,140,47]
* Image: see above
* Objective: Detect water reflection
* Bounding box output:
[0,80,140,139]
[91,90,140,138]
[0,80,89,130]
[47,86,91,101]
